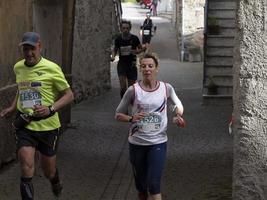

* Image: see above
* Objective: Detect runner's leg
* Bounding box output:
[129,144,149,199]
[148,194,162,200]
[41,155,57,180]
[18,146,35,200]
[41,155,63,197]
[147,143,166,200]
[119,75,127,98]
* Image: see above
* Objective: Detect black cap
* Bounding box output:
[19,32,40,46]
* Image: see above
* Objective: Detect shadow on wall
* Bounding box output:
[0,86,17,168]
[183,29,204,62]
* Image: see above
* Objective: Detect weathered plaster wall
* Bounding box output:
[0,0,32,88]
[0,0,32,167]
[233,0,267,199]
[174,0,182,60]
[173,0,204,61]
[158,0,173,12]
[33,0,63,66]
[184,0,205,34]
[0,0,118,167]
[72,0,114,102]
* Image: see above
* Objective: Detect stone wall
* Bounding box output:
[0,0,32,167]
[173,0,182,60]
[173,0,205,61]
[158,0,174,12]
[0,0,119,167]
[72,0,114,103]
[233,0,267,199]
[183,0,205,62]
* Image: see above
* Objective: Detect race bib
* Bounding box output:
[120,46,132,56]
[137,112,162,132]
[143,30,150,35]
[19,89,42,108]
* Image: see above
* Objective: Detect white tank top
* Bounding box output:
[129,81,168,145]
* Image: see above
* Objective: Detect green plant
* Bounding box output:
[207,16,218,26]
[207,16,220,35]
[207,76,218,95]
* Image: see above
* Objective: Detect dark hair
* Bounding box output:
[139,52,159,67]
[120,19,132,29]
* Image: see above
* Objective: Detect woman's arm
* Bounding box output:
[167,83,184,116]
[115,87,134,122]
[167,84,186,127]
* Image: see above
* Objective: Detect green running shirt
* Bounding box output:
[14,57,70,131]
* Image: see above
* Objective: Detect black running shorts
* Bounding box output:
[142,36,152,44]
[15,128,60,156]
[117,60,137,81]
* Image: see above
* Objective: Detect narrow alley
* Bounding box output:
[0,2,233,200]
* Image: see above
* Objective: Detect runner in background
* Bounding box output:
[111,20,144,98]
[140,12,157,53]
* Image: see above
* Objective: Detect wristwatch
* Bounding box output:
[129,116,133,123]
[48,105,56,115]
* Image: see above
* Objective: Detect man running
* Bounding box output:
[0,32,74,199]
[140,12,157,53]
[111,20,144,98]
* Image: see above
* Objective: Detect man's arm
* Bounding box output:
[140,23,144,36]
[53,88,74,112]
[33,88,74,118]
[111,46,118,61]
[111,38,119,61]
[131,36,146,54]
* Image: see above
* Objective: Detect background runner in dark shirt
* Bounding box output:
[112,20,144,98]
[140,12,157,53]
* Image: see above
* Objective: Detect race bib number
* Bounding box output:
[137,112,162,132]
[143,30,150,35]
[120,46,132,56]
[19,89,42,108]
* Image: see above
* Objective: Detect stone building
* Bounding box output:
[173,0,205,62]
[0,0,121,167]
[173,0,267,198]
[233,1,267,199]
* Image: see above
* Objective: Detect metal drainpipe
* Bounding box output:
[181,0,185,61]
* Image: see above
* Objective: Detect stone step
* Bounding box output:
[204,74,233,86]
[204,64,233,75]
[209,0,237,3]
[207,36,235,47]
[209,10,236,19]
[202,94,232,105]
[205,25,236,36]
[206,47,233,56]
[217,19,236,28]
[209,2,237,10]
[212,28,236,36]
[203,85,233,96]
[205,56,233,66]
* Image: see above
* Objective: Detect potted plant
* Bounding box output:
[207,16,220,35]
[207,76,218,95]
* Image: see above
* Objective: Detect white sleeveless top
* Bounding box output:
[129,81,168,145]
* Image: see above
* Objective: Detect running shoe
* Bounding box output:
[51,181,63,197]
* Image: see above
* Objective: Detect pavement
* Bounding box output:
[0,3,233,200]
